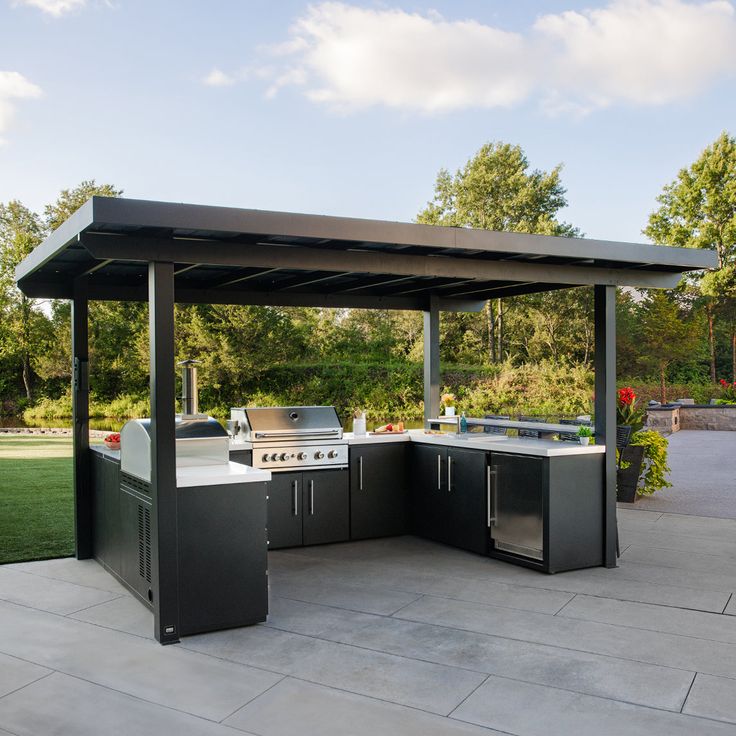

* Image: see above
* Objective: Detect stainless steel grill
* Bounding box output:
[230,406,347,472]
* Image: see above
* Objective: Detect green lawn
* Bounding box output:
[0,435,75,564]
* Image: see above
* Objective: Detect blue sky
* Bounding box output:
[2,0,735,243]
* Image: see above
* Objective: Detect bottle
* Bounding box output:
[459,411,468,434]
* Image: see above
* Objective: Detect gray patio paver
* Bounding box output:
[620,528,736,559]
[0,653,50,698]
[559,594,736,644]
[452,674,736,736]
[683,673,736,724]
[0,566,122,615]
[393,593,736,678]
[182,622,487,715]
[0,672,251,736]
[225,677,503,736]
[4,557,129,595]
[69,593,155,638]
[264,595,695,711]
[725,595,736,616]
[621,544,736,576]
[0,599,283,721]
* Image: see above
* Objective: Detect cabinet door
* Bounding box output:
[490,453,544,561]
[447,447,488,555]
[350,444,407,540]
[266,472,303,549]
[302,469,349,546]
[92,454,107,564]
[410,444,448,542]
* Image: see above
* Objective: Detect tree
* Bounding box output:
[0,201,46,400]
[44,180,122,232]
[416,141,581,364]
[645,131,736,381]
[635,291,702,403]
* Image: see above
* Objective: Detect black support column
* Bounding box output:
[423,295,440,425]
[594,285,618,568]
[72,276,92,559]
[148,262,180,644]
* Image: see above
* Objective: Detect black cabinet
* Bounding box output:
[446,446,488,555]
[267,471,303,549]
[267,469,349,549]
[349,444,408,540]
[302,469,350,546]
[411,443,447,542]
[411,443,488,552]
[92,452,121,572]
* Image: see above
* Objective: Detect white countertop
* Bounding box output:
[90,445,271,486]
[345,430,604,457]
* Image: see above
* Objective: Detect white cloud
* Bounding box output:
[535,0,736,111]
[13,0,86,16]
[238,0,736,116]
[0,71,42,146]
[203,68,237,87]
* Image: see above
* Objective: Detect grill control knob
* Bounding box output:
[279,453,289,462]
[262,453,270,462]
[297,452,307,461]
[314,451,325,460]
[270,453,279,462]
[327,450,339,459]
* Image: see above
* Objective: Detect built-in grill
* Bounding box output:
[230,406,347,472]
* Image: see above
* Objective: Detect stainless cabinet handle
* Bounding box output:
[359,456,364,491]
[437,454,441,490]
[309,479,314,515]
[448,455,452,492]
[488,466,498,526]
[292,479,298,516]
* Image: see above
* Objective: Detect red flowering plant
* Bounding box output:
[617,387,645,430]
[718,379,736,404]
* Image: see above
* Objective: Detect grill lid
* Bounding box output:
[232,406,342,442]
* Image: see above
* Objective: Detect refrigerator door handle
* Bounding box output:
[488,466,498,526]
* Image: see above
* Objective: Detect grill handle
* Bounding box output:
[253,429,341,439]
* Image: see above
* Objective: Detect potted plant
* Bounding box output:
[441,393,456,417]
[577,425,593,446]
[630,429,672,497]
[616,387,646,502]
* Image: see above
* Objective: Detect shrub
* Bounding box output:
[631,430,671,496]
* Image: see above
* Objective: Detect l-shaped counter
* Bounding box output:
[90,429,605,637]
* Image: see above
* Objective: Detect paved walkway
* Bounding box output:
[621,430,736,518]
[1,518,736,735]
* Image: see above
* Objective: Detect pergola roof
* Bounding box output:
[16,197,717,311]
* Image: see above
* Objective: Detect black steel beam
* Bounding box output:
[78,233,686,290]
[594,284,618,569]
[148,262,180,644]
[71,276,92,559]
[424,295,440,425]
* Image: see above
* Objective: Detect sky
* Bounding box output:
[2,0,736,244]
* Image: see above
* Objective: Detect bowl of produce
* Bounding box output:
[104,432,121,450]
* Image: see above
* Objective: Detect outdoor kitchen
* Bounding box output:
[13,196,715,644]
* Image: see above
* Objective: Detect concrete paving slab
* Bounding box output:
[266,596,695,711]
[0,600,282,722]
[683,673,736,724]
[4,557,129,595]
[725,595,736,616]
[619,528,736,559]
[452,674,736,736]
[182,620,487,715]
[0,653,50,698]
[621,545,736,576]
[225,677,503,736]
[0,672,242,736]
[559,594,736,644]
[394,594,736,678]
[0,567,120,615]
[631,431,736,519]
[69,594,154,638]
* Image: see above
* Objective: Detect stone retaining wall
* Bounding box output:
[645,405,736,432]
[0,427,109,438]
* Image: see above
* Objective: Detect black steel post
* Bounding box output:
[72,276,92,559]
[423,295,440,425]
[594,285,618,568]
[148,262,180,644]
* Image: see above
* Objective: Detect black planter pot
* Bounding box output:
[617,445,645,503]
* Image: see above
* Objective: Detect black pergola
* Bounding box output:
[16,196,716,643]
